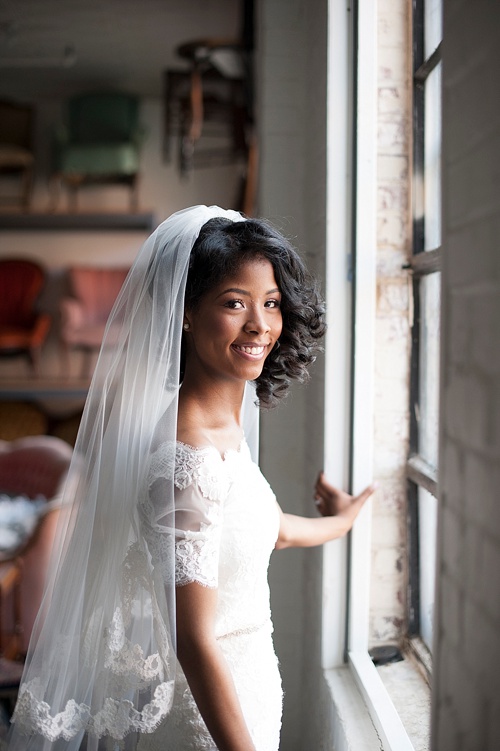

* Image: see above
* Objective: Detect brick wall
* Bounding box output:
[370,0,412,647]
[432,3,500,750]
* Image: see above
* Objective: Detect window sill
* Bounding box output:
[376,652,431,751]
[324,652,431,751]
[324,666,382,751]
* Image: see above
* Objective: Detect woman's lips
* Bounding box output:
[232,343,267,358]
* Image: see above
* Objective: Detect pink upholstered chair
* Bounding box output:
[0,435,73,654]
[59,266,129,377]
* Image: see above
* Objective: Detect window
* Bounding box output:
[323,2,444,749]
[406,0,442,664]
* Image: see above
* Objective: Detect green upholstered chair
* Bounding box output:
[52,93,144,211]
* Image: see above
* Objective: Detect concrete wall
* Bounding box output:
[432,3,500,750]
[257,1,311,748]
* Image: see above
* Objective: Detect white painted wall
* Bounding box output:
[432,3,500,749]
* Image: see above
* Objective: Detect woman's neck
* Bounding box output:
[177,375,245,452]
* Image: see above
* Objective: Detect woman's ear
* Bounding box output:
[182,315,191,332]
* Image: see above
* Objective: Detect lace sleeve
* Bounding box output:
[144,442,228,589]
[174,480,223,588]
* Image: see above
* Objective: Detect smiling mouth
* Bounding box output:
[232,344,266,356]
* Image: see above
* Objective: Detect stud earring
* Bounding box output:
[183,322,190,331]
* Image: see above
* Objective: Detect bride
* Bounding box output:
[8,206,375,751]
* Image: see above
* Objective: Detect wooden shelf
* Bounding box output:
[0,212,156,231]
[0,379,90,400]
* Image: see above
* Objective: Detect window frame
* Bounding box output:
[406,0,442,664]
[323,1,415,749]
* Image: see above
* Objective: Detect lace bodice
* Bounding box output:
[149,439,280,638]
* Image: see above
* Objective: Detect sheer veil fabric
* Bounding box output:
[8,206,255,750]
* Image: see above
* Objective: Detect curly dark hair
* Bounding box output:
[184,217,326,409]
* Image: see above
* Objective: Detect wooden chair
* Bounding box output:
[0,99,34,211]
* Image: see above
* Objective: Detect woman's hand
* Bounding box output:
[313,472,377,517]
[275,475,377,549]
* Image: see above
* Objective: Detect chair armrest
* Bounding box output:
[31,314,51,347]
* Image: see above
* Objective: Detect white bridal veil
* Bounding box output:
[8,205,255,750]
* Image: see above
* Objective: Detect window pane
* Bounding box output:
[418,486,437,651]
[419,272,441,469]
[424,63,442,251]
[425,0,442,58]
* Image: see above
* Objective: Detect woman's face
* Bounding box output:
[183,257,283,386]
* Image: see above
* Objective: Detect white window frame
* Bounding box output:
[323,2,415,748]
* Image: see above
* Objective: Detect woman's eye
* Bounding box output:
[265,299,281,309]
[225,299,244,309]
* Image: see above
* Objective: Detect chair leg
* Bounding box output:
[48,174,62,213]
[81,348,95,380]
[21,166,33,212]
[130,175,139,212]
[68,185,79,213]
[27,347,41,377]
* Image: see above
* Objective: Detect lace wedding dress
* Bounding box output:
[138,438,283,751]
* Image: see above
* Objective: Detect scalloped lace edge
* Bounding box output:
[13,678,174,742]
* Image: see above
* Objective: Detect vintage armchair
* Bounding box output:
[59,266,129,377]
[0,435,73,655]
[0,99,34,211]
[51,92,144,211]
[0,260,51,377]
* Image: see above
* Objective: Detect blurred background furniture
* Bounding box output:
[0,99,35,211]
[164,39,248,174]
[60,266,129,377]
[51,92,144,212]
[0,260,51,377]
[163,30,256,214]
[0,435,73,655]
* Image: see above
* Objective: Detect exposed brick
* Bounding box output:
[377,116,411,155]
[378,155,409,182]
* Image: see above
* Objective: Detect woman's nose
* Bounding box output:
[244,309,270,334]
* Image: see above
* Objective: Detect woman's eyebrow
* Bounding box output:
[216,287,280,298]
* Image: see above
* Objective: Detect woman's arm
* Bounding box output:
[175,582,257,751]
[275,472,376,549]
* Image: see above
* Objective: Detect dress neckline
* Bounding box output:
[176,437,247,463]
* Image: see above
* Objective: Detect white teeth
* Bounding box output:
[235,345,265,355]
